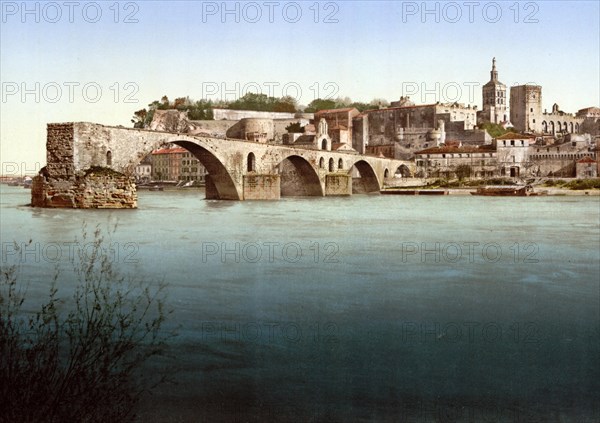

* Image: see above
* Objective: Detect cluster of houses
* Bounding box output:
[136,59,599,183]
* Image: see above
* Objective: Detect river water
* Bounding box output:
[1,185,599,422]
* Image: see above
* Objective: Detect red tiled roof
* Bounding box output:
[361,104,438,114]
[315,107,358,114]
[415,144,495,155]
[495,132,536,140]
[152,147,188,155]
[577,156,597,163]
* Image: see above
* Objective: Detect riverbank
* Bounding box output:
[381,187,600,196]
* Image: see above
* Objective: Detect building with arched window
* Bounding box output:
[481,58,507,125]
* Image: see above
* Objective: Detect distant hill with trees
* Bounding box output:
[132,94,391,128]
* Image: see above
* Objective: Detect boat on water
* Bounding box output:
[148,185,164,192]
[471,185,546,196]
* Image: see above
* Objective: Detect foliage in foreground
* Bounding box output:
[0,227,173,423]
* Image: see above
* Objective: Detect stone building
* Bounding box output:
[151,147,186,181]
[494,132,535,177]
[314,108,360,145]
[510,85,584,135]
[577,107,600,136]
[134,155,152,183]
[527,134,597,177]
[414,143,497,179]
[480,57,508,124]
[352,103,478,160]
[149,147,208,184]
[282,118,336,152]
[577,107,600,119]
[575,156,598,178]
[412,131,598,179]
[180,151,208,183]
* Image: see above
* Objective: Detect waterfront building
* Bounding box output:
[134,155,152,183]
[151,147,206,182]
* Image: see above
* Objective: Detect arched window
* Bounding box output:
[106,151,112,166]
[319,157,325,169]
[321,139,328,150]
[338,158,343,170]
[328,158,334,172]
[384,169,390,178]
[247,152,255,172]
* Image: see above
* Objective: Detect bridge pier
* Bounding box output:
[243,174,280,200]
[325,174,353,196]
[204,176,219,200]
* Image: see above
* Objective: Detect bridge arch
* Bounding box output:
[278,154,324,197]
[395,164,412,177]
[350,159,381,193]
[168,140,241,200]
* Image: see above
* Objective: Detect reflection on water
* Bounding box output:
[1,186,599,422]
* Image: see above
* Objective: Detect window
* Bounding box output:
[247,153,256,172]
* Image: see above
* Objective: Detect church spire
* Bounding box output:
[490,57,498,81]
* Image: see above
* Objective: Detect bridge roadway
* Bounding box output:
[58,122,413,200]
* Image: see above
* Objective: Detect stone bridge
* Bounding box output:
[32,122,413,207]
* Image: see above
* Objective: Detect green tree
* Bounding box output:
[455,164,472,181]
[0,227,174,422]
[478,122,517,138]
[285,122,304,133]
[304,98,337,112]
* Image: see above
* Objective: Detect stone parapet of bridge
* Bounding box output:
[32,122,413,207]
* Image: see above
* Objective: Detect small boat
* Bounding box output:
[471,185,545,196]
[148,185,164,192]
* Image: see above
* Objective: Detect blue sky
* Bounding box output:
[1,0,599,170]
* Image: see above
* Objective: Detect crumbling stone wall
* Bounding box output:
[31,123,137,208]
[32,167,136,209]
